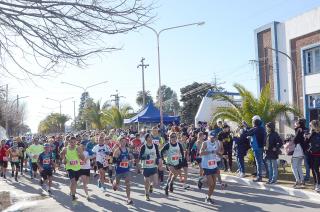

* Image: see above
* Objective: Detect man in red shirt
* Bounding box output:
[130,134,142,174]
[0,140,9,178]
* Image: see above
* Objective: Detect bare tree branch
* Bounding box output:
[0,0,154,79]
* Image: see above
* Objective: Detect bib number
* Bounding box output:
[208,160,217,168]
[69,160,78,166]
[12,156,19,162]
[146,159,154,165]
[33,155,38,159]
[43,159,50,165]
[119,162,129,168]
[153,140,159,145]
[171,155,179,161]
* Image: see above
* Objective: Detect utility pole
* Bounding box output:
[73,100,76,130]
[110,90,125,109]
[5,85,8,135]
[137,57,149,107]
[249,59,260,95]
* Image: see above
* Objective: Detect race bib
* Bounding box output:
[33,155,38,159]
[208,160,217,168]
[146,159,154,165]
[134,147,140,152]
[69,160,78,166]
[43,159,50,165]
[119,161,129,168]
[153,140,159,145]
[3,156,8,161]
[171,155,179,161]
[11,156,19,162]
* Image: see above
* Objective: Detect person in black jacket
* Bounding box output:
[218,124,233,172]
[234,124,250,178]
[306,120,320,192]
[264,122,283,184]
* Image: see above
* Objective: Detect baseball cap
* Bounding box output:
[209,131,217,137]
[44,143,50,148]
[252,115,261,121]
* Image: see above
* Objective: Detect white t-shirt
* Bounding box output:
[81,151,91,170]
[92,144,112,164]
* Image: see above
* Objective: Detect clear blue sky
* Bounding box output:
[5,0,320,132]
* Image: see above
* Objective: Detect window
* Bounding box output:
[309,94,320,109]
[304,46,320,74]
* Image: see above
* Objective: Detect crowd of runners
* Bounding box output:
[0,116,320,206]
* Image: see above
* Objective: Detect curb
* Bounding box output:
[221,174,320,203]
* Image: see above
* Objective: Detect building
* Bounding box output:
[255,7,320,133]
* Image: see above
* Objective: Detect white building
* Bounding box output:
[255,7,320,133]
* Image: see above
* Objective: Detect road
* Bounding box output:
[0,169,319,212]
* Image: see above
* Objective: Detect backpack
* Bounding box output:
[283,140,295,156]
[310,133,320,154]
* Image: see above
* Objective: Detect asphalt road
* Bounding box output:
[0,168,319,212]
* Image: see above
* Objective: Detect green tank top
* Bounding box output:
[65,147,81,171]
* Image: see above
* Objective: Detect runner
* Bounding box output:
[139,133,161,201]
[199,131,219,204]
[151,127,165,183]
[38,143,54,195]
[17,137,26,175]
[80,141,92,200]
[130,133,142,174]
[92,133,112,191]
[61,136,85,201]
[180,132,190,189]
[8,140,22,181]
[161,132,184,196]
[105,136,114,183]
[112,136,133,205]
[0,139,9,179]
[26,138,44,179]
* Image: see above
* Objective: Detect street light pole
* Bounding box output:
[61,81,108,130]
[46,97,74,115]
[137,57,149,107]
[144,21,205,127]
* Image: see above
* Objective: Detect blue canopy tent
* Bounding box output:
[124,103,180,125]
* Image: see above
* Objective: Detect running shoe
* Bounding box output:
[127,199,133,205]
[183,184,190,190]
[40,179,44,186]
[86,195,91,201]
[205,196,214,204]
[145,194,150,201]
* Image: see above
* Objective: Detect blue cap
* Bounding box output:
[80,141,87,146]
[44,143,50,147]
[209,131,217,137]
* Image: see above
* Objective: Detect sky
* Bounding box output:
[3,0,320,133]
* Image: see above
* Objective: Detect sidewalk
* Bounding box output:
[188,166,320,203]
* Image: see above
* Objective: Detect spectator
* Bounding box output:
[234,124,250,178]
[218,124,233,172]
[264,122,282,184]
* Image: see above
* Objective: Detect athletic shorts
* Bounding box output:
[203,168,218,176]
[11,162,20,169]
[195,157,202,164]
[97,161,107,170]
[41,169,53,180]
[143,167,157,178]
[67,170,80,181]
[80,169,90,177]
[116,171,130,180]
[0,160,8,168]
[133,153,139,160]
[32,163,38,172]
[182,158,188,168]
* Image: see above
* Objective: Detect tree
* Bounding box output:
[75,92,91,130]
[0,0,153,78]
[101,105,132,129]
[38,113,70,134]
[211,83,299,126]
[156,85,180,115]
[136,90,153,107]
[83,100,104,130]
[180,82,214,124]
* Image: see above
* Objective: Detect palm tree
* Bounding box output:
[211,83,299,126]
[101,105,132,128]
[83,100,104,130]
[136,90,153,107]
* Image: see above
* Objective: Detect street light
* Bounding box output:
[60,81,108,130]
[144,21,205,127]
[46,97,74,115]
